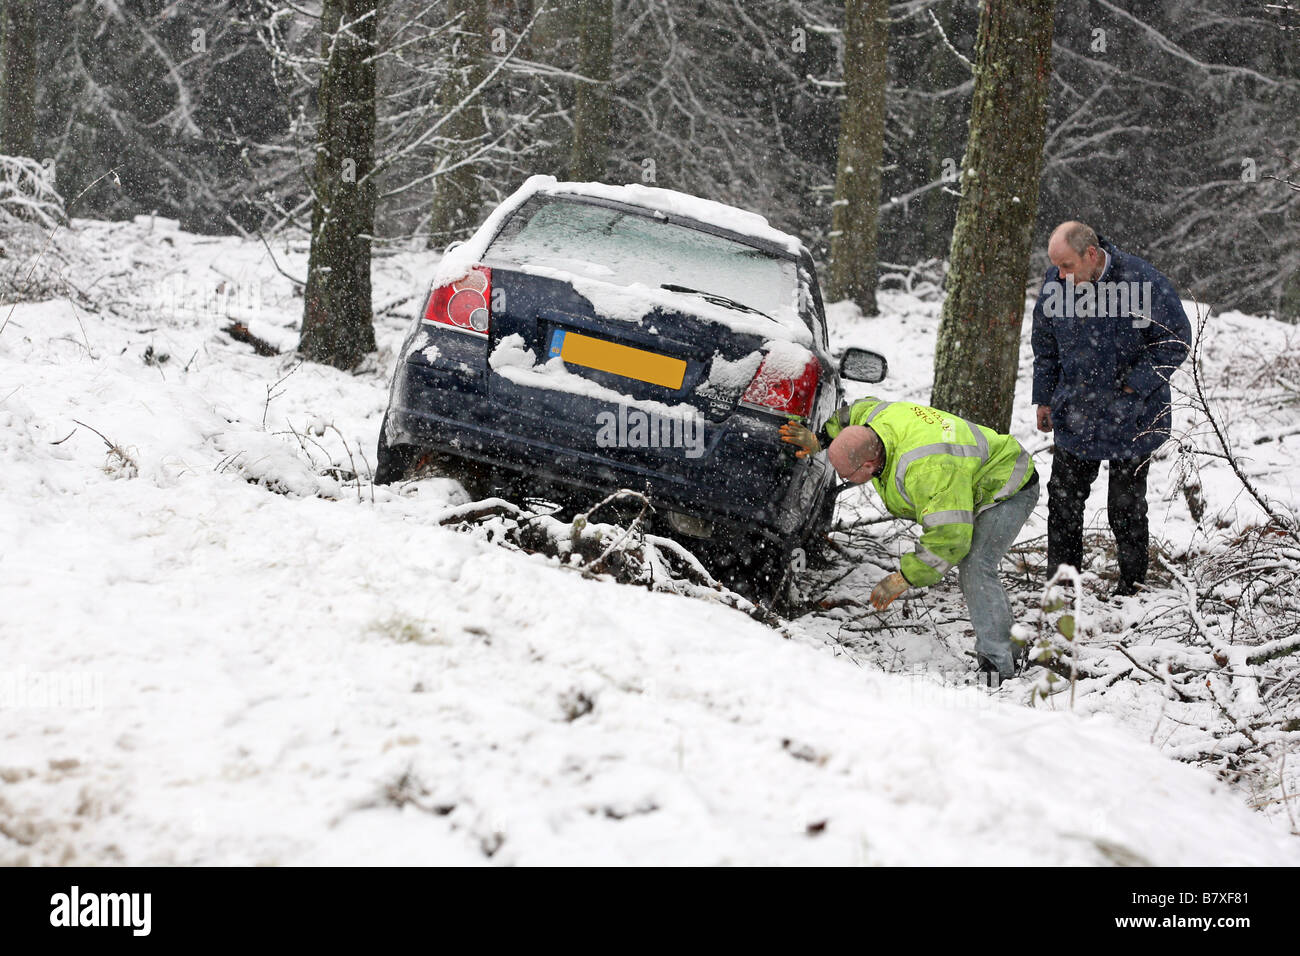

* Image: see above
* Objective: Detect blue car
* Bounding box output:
[378,176,885,590]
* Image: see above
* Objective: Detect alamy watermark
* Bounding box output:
[150,276,262,323]
[0,670,103,711]
[595,404,705,459]
[50,886,150,936]
[895,666,1002,712]
[1041,275,1153,327]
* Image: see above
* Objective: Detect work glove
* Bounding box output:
[870,571,910,611]
[779,421,820,458]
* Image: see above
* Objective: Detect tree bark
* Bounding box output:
[301,0,378,370]
[569,0,612,182]
[1281,268,1300,324]
[525,0,579,179]
[917,2,971,263]
[828,0,888,316]
[0,0,37,157]
[930,0,1054,431]
[427,0,488,248]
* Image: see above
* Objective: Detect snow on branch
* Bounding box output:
[0,156,65,231]
[1094,0,1283,88]
[926,8,972,72]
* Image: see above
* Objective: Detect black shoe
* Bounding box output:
[976,656,1010,688]
[1111,579,1145,599]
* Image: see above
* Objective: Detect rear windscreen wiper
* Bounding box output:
[660,283,778,323]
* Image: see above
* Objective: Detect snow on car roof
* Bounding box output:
[435,175,813,346]
[537,178,804,254]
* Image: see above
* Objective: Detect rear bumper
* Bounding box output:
[385,359,831,545]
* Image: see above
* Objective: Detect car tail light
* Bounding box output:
[741,352,820,419]
[424,265,491,335]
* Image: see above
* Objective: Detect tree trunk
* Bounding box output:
[1281,268,1300,324]
[569,0,612,182]
[427,0,488,248]
[930,0,1054,431]
[527,0,579,179]
[0,0,37,156]
[828,0,887,316]
[529,0,577,67]
[301,0,378,370]
[917,2,971,263]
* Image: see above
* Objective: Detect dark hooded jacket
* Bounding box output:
[1031,236,1191,460]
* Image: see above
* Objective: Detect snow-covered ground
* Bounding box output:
[0,216,1296,865]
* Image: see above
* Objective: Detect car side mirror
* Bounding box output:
[839,347,888,383]
[443,240,464,255]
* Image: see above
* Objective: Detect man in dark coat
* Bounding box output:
[1031,221,1191,596]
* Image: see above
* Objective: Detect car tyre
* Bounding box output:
[730,536,793,605]
[805,485,839,560]
[374,416,419,485]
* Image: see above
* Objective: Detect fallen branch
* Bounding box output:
[225,322,280,356]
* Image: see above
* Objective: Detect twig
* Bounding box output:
[262,361,303,429]
[71,418,118,450]
[327,424,362,503]
[355,442,375,505]
[65,296,94,357]
[578,490,653,576]
[71,417,139,477]
[1113,643,1195,702]
[1158,554,1220,649]
[255,227,306,288]
[1186,293,1300,547]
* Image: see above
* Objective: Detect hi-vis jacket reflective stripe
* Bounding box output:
[822,398,1036,588]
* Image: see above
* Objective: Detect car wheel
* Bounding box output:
[374,417,419,485]
[805,485,838,559]
[729,536,795,604]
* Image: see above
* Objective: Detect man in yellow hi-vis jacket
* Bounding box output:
[782,397,1039,684]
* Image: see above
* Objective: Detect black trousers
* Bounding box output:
[1046,446,1150,586]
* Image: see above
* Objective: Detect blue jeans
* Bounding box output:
[958,477,1040,678]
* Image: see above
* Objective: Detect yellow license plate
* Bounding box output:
[548,330,685,390]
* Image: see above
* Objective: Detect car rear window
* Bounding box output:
[484,195,798,321]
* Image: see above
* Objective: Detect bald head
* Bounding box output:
[1050,221,1099,256]
[828,425,884,484]
[1048,220,1103,282]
